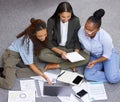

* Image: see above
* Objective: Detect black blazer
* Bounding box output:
[47,16,81,50]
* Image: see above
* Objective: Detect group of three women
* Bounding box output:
[0,1,120,89]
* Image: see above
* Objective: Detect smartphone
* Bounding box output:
[76,89,88,98]
[72,76,83,84]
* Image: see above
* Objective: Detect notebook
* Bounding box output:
[43,82,72,96]
[65,52,85,62]
[57,70,84,86]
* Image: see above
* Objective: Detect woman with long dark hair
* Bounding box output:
[39,2,89,71]
[0,18,52,89]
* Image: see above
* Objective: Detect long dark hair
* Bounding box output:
[16,18,48,56]
[50,1,76,24]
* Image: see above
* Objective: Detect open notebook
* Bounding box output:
[57,70,84,86]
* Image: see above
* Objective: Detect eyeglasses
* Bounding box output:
[84,28,98,35]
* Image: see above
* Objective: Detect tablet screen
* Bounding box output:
[72,76,83,84]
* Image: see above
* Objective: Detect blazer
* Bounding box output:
[47,16,81,50]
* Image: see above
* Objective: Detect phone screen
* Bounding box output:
[77,89,88,98]
[72,76,83,84]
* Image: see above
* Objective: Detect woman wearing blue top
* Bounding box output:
[78,9,120,83]
[0,18,52,89]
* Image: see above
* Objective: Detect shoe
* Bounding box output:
[44,63,60,71]
[0,67,4,78]
[71,67,77,72]
[0,67,4,73]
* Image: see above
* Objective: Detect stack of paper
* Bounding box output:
[87,82,107,101]
[72,81,107,102]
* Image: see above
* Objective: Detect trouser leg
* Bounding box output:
[84,56,107,82]
[104,49,120,83]
[39,48,64,63]
[16,57,43,78]
[39,48,90,69]
[0,50,20,89]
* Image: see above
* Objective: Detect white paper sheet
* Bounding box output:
[20,80,39,97]
[58,94,80,102]
[72,82,91,102]
[87,82,107,101]
[38,81,44,96]
[65,52,85,62]
[8,91,35,102]
[30,72,58,83]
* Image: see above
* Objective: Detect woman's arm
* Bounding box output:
[29,64,52,84]
[87,56,107,68]
[52,47,67,59]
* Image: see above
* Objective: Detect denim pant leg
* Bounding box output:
[104,49,120,83]
[84,56,107,82]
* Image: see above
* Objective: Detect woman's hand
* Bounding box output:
[42,74,52,85]
[74,49,80,53]
[87,56,108,68]
[52,47,67,59]
[61,51,67,59]
[29,64,52,84]
[87,60,97,68]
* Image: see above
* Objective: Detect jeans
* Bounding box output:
[84,48,120,83]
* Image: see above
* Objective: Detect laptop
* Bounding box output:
[43,82,72,96]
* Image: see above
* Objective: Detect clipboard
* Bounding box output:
[57,70,84,86]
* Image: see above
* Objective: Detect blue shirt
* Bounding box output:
[8,36,33,65]
[78,27,113,59]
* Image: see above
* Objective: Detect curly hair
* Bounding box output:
[16,18,48,56]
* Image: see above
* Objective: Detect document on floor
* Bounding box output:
[58,94,80,102]
[20,80,41,97]
[87,82,107,101]
[8,91,35,102]
[72,82,90,102]
[30,72,58,83]
[65,52,85,62]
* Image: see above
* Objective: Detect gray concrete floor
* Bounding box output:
[0,0,120,102]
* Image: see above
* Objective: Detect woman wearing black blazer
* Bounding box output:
[39,2,90,71]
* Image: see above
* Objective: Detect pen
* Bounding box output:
[57,71,65,78]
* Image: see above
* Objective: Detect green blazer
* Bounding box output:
[47,16,81,50]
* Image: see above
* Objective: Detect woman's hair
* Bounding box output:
[16,18,48,56]
[50,1,75,23]
[87,9,105,28]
